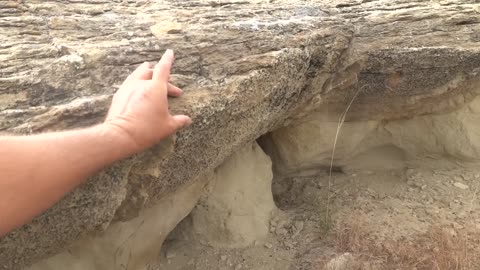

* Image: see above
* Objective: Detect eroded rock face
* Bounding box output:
[264,96,480,177]
[26,175,210,270]
[1,0,479,268]
[190,142,276,247]
[261,114,379,176]
[384,96,480,160]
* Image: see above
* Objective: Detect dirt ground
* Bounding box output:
[153,157,480,270]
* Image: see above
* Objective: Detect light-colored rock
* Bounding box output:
[454,182,469,190]
[26,175,210,270]
[325,253,355,270]
[384,96,480,160]
[264,95,480,176]
[264,114,379,175]
[189,142,277,247]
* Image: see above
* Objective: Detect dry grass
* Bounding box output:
[326,85,365,223]
[323,212,480,270]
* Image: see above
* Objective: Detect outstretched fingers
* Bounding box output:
[125,52,182,97]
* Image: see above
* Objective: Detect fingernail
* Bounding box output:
[185,117,192,127]
[159,49,173,62]
[166,49,174,58]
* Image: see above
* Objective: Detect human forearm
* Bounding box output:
[0,125,133,236]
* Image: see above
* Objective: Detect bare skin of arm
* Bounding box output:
[0,50,191,237]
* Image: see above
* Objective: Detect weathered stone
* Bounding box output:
[26,174,210,270]
[0,0,479,269]
[454,182,470,190]
[261,113,379,175]
[189,142,276,247]
[264,95,480,176]
[383,96,480,160]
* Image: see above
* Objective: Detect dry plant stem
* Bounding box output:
[326,86,365,223]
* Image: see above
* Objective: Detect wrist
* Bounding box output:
[95,123,140,158]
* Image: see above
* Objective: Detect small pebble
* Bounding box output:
[284,241,294,249]
[275,227,288,236]
[452,222,464,230]
[294,221,304,232]
[264,243,273,249]
[454,182,469,190]
[406,168,415,175]
[165,249,176,259]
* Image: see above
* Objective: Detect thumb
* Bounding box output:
[170,115,192,130]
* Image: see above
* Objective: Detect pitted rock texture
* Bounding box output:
[1,0,479,269]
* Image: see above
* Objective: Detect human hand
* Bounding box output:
[103,49,192,152]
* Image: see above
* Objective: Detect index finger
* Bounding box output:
[152,49,174,90]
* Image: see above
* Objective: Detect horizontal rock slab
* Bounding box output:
[1,0,479,269]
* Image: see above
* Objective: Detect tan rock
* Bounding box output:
[264,113,379,175]
[27,175,210,270]
[384,96,480,160]
[189,142,277,247]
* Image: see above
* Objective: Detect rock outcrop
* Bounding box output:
[27,175,210,270]
[1,0,479,269]
[263,95,480,179]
